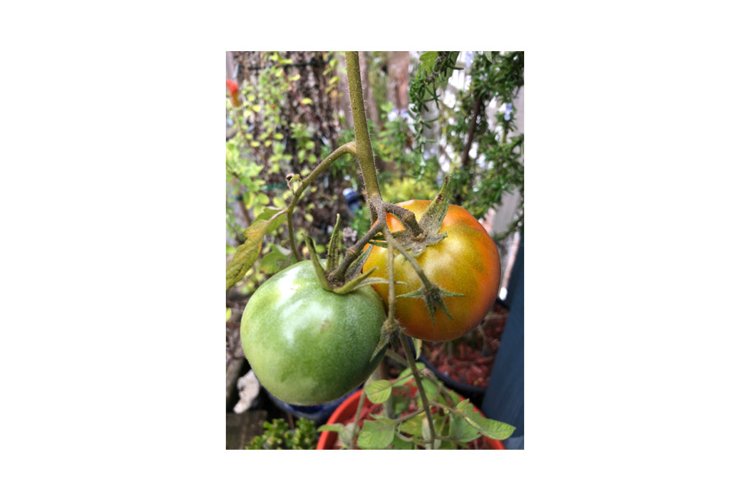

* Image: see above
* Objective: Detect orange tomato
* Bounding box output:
[363,200,501,341]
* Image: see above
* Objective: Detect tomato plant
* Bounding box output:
[363,199,500,342]
[228,52,520,449]
[240,260,386,405]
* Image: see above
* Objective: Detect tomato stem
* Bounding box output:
[382,202,424,238]
[398,332,437,449]
[286,142,356,261]
[328,218,384,284]
[383,230,433,293]
[386,240,396,323]
[350,387,368,448]
[345,52,382,224]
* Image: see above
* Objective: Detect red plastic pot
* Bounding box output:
[316,389,505,450]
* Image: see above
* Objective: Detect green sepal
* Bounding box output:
[418,173,453,236]
[304,235,331,291]
[397,281,464,323]
[325,213,344,274]
[344,244,374,281]
[390,228,445,258]
[332,267,389,295]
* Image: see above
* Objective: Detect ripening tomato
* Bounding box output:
[240,260,386,405]
[363,200,500,342]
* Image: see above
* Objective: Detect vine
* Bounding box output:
[227,52,517,449]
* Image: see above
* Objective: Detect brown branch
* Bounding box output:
[455,96,483,206]
[460,97,482,168]
[382,203,424,238]
[329,218,384,284]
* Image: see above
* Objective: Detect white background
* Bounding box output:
[1,1,749,498]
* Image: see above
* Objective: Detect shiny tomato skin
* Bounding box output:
[240,260,386,405]
[363,200,500,342]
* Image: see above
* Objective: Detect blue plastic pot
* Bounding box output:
[266,389,357,424]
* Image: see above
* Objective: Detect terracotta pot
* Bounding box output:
[316,389,505,450]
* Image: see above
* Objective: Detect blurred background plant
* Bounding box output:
[226,51,524,444]
[245,418,318,450]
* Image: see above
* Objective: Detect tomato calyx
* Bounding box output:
[397,279,464,323]
[304,216,388,295]
[383,175,453,258]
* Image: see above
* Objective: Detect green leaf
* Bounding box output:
[449,412,481,443]
[439,439,458,450]
[300,97,313,105]
[455,400,515,441]
[357,420,395,449]
[225,221,271,289]
[225,209,287,290]
[392,436,413,449]
[318,423,355,449]
[364,379,392,404]
[470,416,516,441]
[418,52,438,74]
[257,193,270,206]
[421,377,439,402]
[226,308,231,322]
[258,244,292,275]
[318,423,345,433]
[394,363,424,386]
[398,415,423,437]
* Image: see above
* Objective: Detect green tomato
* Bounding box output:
[240,260,386,405]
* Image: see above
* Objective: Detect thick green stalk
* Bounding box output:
[398,332,437,449]
[286,142,355,261]
[345,52,381,221]
[350,388,367,449]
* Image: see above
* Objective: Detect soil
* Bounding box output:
[422,301,509,389]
